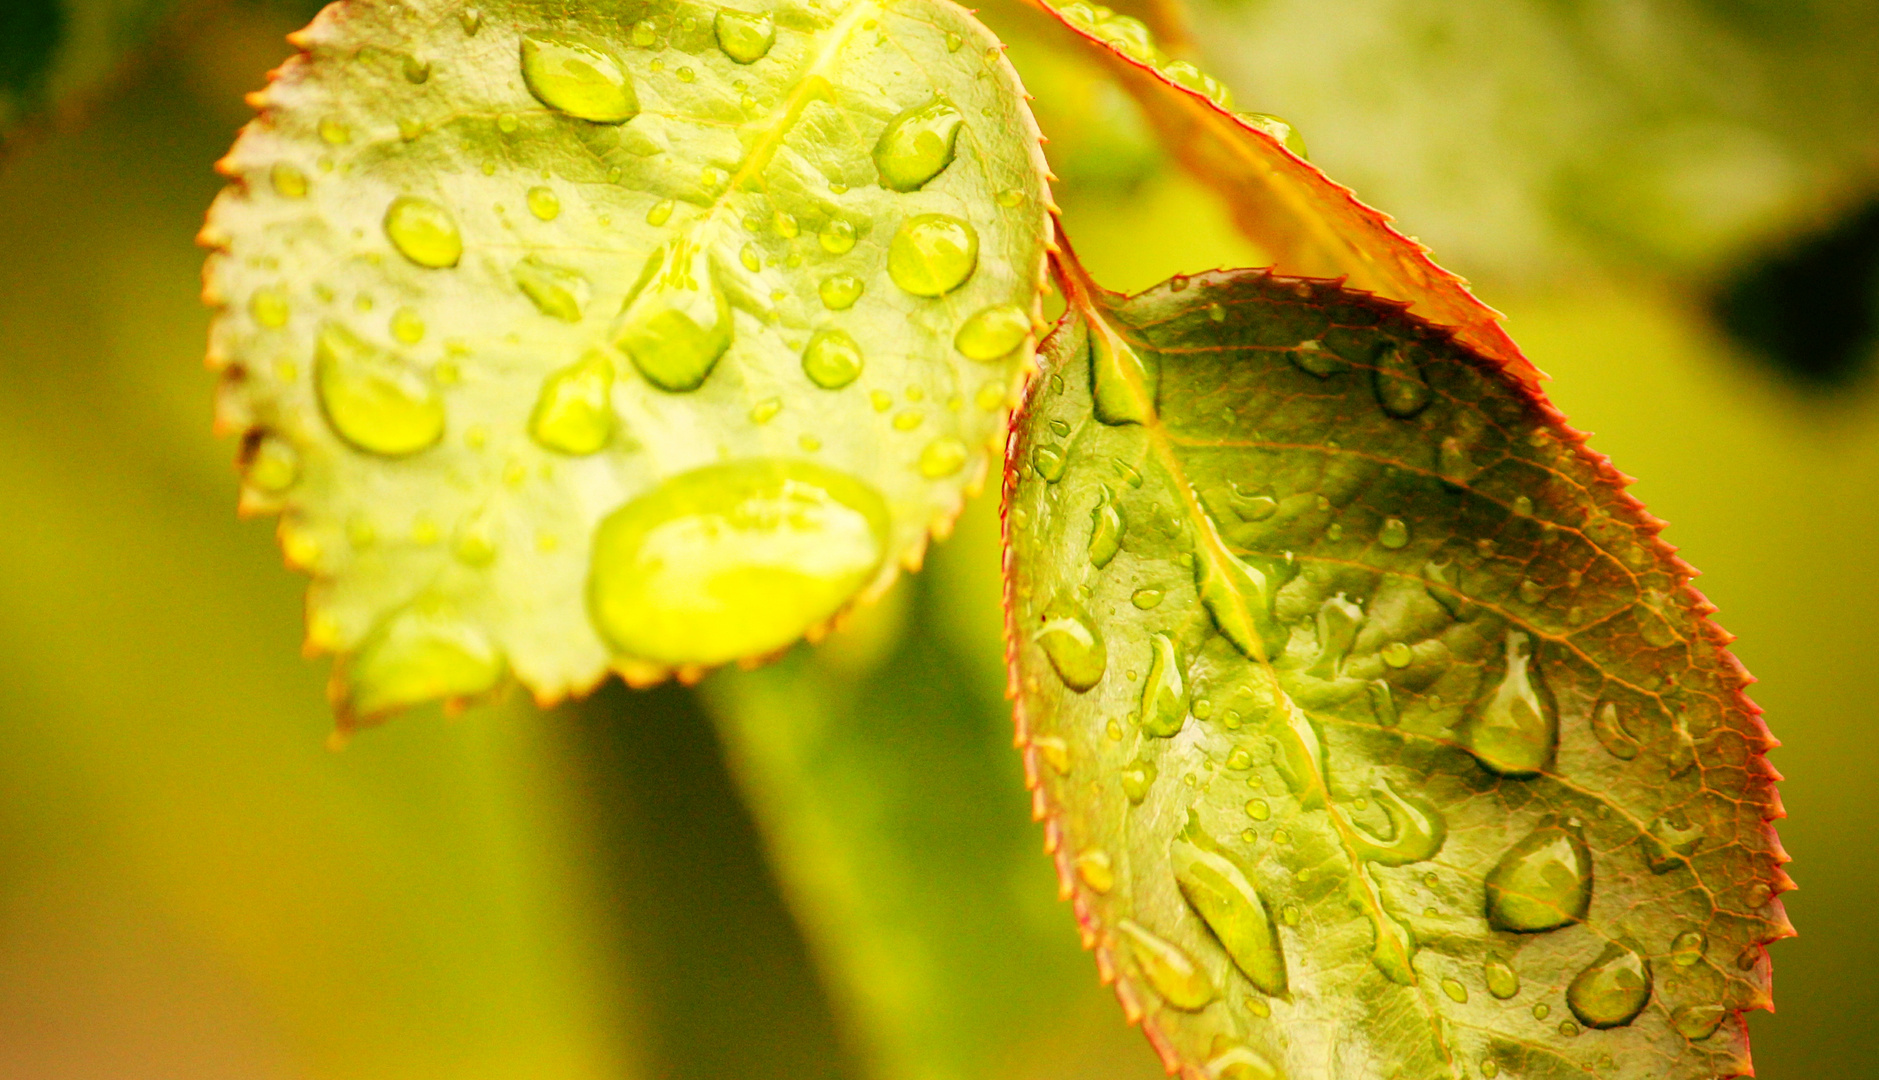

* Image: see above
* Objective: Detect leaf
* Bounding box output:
[1001,251,1789,1079]
[200,0,1053,722]
[1026,0,1539,387]
[0,0,179,146]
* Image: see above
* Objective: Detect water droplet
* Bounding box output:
[249,288,290,328]
[1036,594,1105,692]
[1591,701,1641,760]
[1171,811,1287,994]
[918,437,968,478]
[1379,517,1409,549]
[1349,777,1446,866]
[1240,797,1269,821]
[944,31,964,52]
[459,7,484,35]
[1235,112,1308,158]
[513,256,591,321]
[871,97,964,193]
[891,408,922,431]
[714,9,775,62]
[802,328,863,389]
[1205,1046,1279,1080]
[497,111,521,134]
[1481,1060,1500,1078]
[1567,942,1652,1029]
[1671,1003,1725,1040]
[346,603,502,717]
[270,162,308,198]
[1646,811,1705,872]
[526,185,561,220]
[676,66,696,83]
[819,217,857,254]
[1463,631,1556,776]
[736,242,762,273]
[1117,919,1215,1011]
[587,460,889,664]
[819,273,863,310]
[1090,318,1156,425]
[313,322,445,456]
[1193,536,1276,662]
[1121,757,1157,804]
[613,239,733,392]
[389,307,425,344]
[1033,443,1067,482]
[1372,347,1431,418]
[1441,977,1468,1003]
[1160,60,1232,109]
[520,34,639,122]
[1139,632,1187,736]
[319,117,350,145]
[1485,957,1519,999]
[529,350,614,455]
[402,53,432,83]
[1486,822,1592,933]
[887,213,978,296]
[1670,929,1708,967]
[383,196,463,268]
[954,303,1030,361]
[1089,487,1123,568]
[1076,849,1115,893]
[453,522,497,566]
[1285,338,1346,378]
[646,198,675,226]
[1557,1020,1579,1037]
[749,397,782,424]
[245,434,300,492]
[1380,641,1412,668]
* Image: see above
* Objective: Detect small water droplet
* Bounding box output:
[713,9,775,62]
[749,397,782,424]
[1235,112,1308,158]
[1671,929,1708,966]
[613,238,733,391]
[497,111,521,134]
[245,434,300,492]
[954,303,1030,361]
[1130,588,1163,609]
[1245,798,1269,820]
[1279,902,1300,925]
[1533,1003,1550,1020]
[270,162,309,198]
[1036,594,1105,692]
[1591,701,1641,760]
[1171,811,1287,995]
[1441,977,1468,1003]
[944,31,964,52]
[891,408,922,431]
[313,322,445,456]
[346,603,502,717]
[319,117,350,145]
[1485,958,1519,999]
[918,436,968,478]
[526,185,561,220]
[1379,517,1409,549]
[887,214,978,296]
[588,460,889,664]
[458,6,484,35]
[383,195,462,268]
[1671,1002,1725,1040]
[1121,757,1157,803]
[802,328,863,389]
[1076,849,1114,893]
[1481,1060,1500,1078]
[520,34,639,122]
[1089,487,1124,568]
[737,242,762,273]
[819,273,863,310]
[513,256,591,321]
[646,198,675,226]
[1558,1020,1579,1037]
[1380,641,1412,668]
[529,349,614,455]
[389,306,425,344]
[873,98,964,191]
[1139,632,1187,736]
[1463,631,1556,776]
[1646,810,1705,872]
[1567,942,1652,1029]
[250,287,290,328]
[1117,919,1215,1011]
[1486,822,1591,933]
[1033,443,1067,482]
[1372,347,1431,418]
[675,66,696,83]
[819,217,857,254]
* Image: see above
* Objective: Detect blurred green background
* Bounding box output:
[0,0,1874,1077]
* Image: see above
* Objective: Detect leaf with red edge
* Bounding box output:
[1001,248,1789,1079]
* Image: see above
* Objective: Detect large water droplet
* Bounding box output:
[613,239,733,391]
[313,322,445,456]
[1090,318,1157,425]
[587,460,889,665]
[873,98,963,191]
[1566,942,1652,1029]
[346,604,503,717]
[1486,822,1591,932]
[520,35,639,122]
[1036,595,1105,692]
[513,256,592,321]
[954,303,1029,361]
[714,9,775,63]
[1484,957,1519,999]
[1089,487,1123,568]
[1372,346,1431,418]
[1463,631,1556,777]
[1171,811,1287,995]
[1139,632,1187,736]
[529,349,614,455]
[887,214,978,296]
[1349,777,1447,866]
[802,328,863,388]
[383,196,463,268]
[1117,919,1215,1011]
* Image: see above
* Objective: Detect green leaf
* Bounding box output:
[201,0,1052,722]
[1028,0,1540,387]
[1002,254,1789,1079]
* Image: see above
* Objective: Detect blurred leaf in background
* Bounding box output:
[0,0,178,145]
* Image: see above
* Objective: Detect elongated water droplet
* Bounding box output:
[714,9,775,62]
[1132,588,1163,609]
[1567,942,1652,1029]
[271,162,309,198]
[1367,679,1398,726]
[1117,920,1214,1011]
[1350,777,1446,866]
[513,256,591,321]
[1090,317,1156,425]
[527,185,561,220]
[529,349,614,455]
[1591,700,1641,760]
[1227,482,1276,521]
[646,198,675,226]
[1486,822,1591,932]
[1139,632,1187,737]
[313,322,445,456]
[1193,527,1276,661]
[1372,346,1431,418]
[1441,977,1469,1003]
[1036,595,1105,692]
[520,35,639,122]
[346,603,503,718]
[918,436,968,478]
[819,273,863,310]
[1271,695,1328,809]
[1236,112,1308,159]
[1076,849,1114,893]
[1646,811,1704,872]
[873,98,963,191]
[245,434,300,492]
[1484,957,1519,999]
[819,217,856,254]
[1379,517,1409,549]
[1308,594,1362,677]
[1032,443,1066,482]
[383,196,462,268]
[1671,1003,1725,1040]
[1671,929,1707,966]
[1464,631,1556,777]
[802,328,863,388]
[1287,339,1346,377]
[1171,811,1287,995]
[613,239,733,391]
[588,460,889,665]
[1089,487,1123,568]
[888,213,978,296]
[1160,60,1232,109]
[955,303,1029,361]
